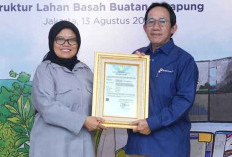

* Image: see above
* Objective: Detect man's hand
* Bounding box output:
[131,119,151,135]
[84,116,106,132]
[135,51,146,57]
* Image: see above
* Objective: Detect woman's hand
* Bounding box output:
[84,116,105,132]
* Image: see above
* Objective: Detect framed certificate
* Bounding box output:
[92,52,150,129]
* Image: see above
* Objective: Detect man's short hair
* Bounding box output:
[144,2,176,27]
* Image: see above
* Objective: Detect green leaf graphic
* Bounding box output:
[15,137,29,148]
[5,104,18,114]
[12,125,26,133]
[7,117,21,124]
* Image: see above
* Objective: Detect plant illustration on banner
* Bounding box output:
[0,70,34,157]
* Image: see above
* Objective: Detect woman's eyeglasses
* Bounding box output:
[55,37,77,46]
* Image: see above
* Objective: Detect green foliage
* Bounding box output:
[0,87,13,105]
[0,70,33,157]
[94,129,103,153]
[116,149,126,157]
[0,87,14,122]
[17,72,31,83]
[4,95,34,157]
[9,70,18,78]
[22,84,32,97]
[0,72,32,123]
[12,82,21,91]
[0,121,19,157]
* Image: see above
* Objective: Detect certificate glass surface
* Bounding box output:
[104,63,138,118]
[92,52,150,129]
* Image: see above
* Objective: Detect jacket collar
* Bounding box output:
[45,60,88,73]
[146,38,175,55]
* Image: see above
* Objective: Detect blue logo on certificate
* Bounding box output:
[112,64,130,73]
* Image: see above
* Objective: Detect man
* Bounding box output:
[124,2,199,157]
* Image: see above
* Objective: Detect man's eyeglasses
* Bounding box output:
[55,37,77,46]
[146,18,169,27]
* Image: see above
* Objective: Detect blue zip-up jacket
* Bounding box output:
[125,39,199,157]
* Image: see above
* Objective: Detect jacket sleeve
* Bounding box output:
[146,56,199,131]
[32,63,86,135]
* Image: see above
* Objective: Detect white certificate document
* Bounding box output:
[103,63,138,118]
[92,52,150,129]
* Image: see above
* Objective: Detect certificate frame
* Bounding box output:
[92,52,150,129]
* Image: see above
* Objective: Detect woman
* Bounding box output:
[29,21,103,157]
